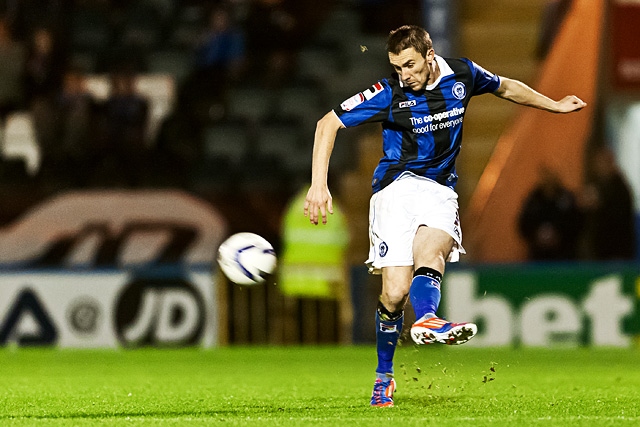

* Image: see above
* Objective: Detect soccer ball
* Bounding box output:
[217,232,277,285]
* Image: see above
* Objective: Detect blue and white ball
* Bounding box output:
[217,232,277,285]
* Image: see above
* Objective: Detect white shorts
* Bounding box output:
[365,172,465,274]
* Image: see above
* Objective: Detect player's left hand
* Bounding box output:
[556,95,587,113]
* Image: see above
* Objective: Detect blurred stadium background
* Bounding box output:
[0,0,639,351]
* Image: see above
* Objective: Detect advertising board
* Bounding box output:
[443,264,640,347]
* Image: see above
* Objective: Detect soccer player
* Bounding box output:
[303,25,586,407]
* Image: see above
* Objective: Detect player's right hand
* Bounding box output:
[303,185,333,225]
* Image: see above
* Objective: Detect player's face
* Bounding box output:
[388,47,433,91]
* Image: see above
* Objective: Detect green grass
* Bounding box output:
[1,346,639,426]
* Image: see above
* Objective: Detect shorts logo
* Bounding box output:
[452,82,466,100]
[379,242,388,257]
[399,100,416,108]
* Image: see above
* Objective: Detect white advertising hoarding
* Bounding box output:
[0,270,219,348]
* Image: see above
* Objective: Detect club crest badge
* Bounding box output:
[379,242,388,257]
[452,82,466,100]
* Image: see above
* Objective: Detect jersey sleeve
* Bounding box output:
[462,58,501,95]
[332,80,392,128]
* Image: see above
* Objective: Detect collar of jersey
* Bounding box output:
[399,55,454,91]
[425,55,453,91]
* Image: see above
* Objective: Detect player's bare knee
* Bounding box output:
[380,288,407,310]
[414,252,446,273]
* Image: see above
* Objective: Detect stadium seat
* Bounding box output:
[297,46,343,82]
[239,153,289,193]
[345,34,389,71]
[1,112,41,176]
[168,5,207,48]
[314,7,362,47]
[202,121,250,167]
[192,120,251,191]
[256,121,302,166]
[118,3,164,50]
[147,50,193,84]
[276,84,325,133]
[71,6,113,52]
[226,87,278,124]
[144,0,176,19]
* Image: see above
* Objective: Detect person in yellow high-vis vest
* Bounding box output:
[280,187,349,299]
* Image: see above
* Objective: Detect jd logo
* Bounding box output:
[0,289,57,345]
[115,278,204,346]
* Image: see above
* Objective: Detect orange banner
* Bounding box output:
[463,0,604,262]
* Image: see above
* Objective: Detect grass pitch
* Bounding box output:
[1,346,639,426]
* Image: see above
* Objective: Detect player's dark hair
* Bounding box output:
[386,25,433,58]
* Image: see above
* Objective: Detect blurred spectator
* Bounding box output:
[24,26,65,104]
[33,67,99,187]
[0,16,26,119]
[58,68,100,185]
[357,0,421,34]
[152,106,202,188]
[244,0,299,87]
[181,4,245,123]
[96,70,149,187]
[518,166,583,261]
[580,146,636,260]
[63,68,100,184]
[194,5,245,84]
[536,0,573,60]
[3,0,72,43]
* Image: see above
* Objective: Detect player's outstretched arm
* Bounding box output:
[493,77,587,113]
[304,111,344,225]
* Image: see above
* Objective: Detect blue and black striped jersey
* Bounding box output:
[333,55,501,193]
